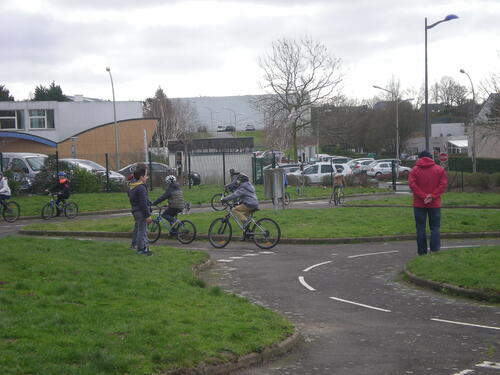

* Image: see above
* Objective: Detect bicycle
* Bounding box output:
[147,206,196,244]
[41,194,79,219]
[211,188,231,211]
[272,191,290,206]
[329,185,345,206]
[208,202,281,249]
[0,199,20,223]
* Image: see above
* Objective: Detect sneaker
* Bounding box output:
[137,249,153,256]
[130,244,137,250]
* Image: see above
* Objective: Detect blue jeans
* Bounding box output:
[132,211,148,251]
[413,207,441,255]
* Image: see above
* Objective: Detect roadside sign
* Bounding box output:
[438,153,448,163]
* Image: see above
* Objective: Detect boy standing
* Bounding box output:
[128,164,153,256]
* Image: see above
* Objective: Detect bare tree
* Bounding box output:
[255,36,343,160]
[143,87,199,152]
[431,76,468,107]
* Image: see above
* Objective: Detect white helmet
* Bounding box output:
[165,175,176,184]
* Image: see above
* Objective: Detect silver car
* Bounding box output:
[60,158,125,183]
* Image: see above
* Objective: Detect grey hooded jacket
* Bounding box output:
[222,181,259,209]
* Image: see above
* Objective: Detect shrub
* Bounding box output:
[71,168,101,193]
[492,173,500,187]
[464,173,491,190]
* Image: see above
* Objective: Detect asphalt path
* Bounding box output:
[1,197,499,375]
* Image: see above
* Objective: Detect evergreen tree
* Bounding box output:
[32,81,70,101]
[0,85,15,101]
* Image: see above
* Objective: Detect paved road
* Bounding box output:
[2,202,499,375]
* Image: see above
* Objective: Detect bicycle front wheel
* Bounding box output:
[64,202,78,219]
[328,190,336,206]
[2,201,20,223]
[176,220,196,244]
[252,218,281,249]
[211,193,226,211]
[147,220,161,243]
[41,203,55,220]
[284,192,290,206]
[337,190,345,205]
[208,218,232,248]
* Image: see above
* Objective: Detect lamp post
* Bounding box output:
[223,107,237,128]
[460,68,476,173]
[373,85,413,160]
[105,67,120,169]
[424,14,459,153]
[201,106,216,130]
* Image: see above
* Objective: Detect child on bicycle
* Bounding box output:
[221,173,259,239]
[128,164,153,256]
[151,175,184,234]
[224,168,240,193]
[0,172,12,212]
[333,167,345,196]
[46,172,71,215]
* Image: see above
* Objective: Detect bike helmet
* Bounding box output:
[229,168,238,176]
[57,172,67,177]
[237,173,249,183]
[165,175,176,185]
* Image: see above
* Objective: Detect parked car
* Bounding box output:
[216,125,226,132]
[347,158,375,174]
[1,152,48,190]
[60,158,125,183]
[288,162,352,184]
[245,124,255,131]
[318,155,352,164]
[225,125,236,132]
[366,161,411,178]
[118,162,201,185]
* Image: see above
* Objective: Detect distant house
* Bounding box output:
[472,93,500,158]
[404,123,467,155]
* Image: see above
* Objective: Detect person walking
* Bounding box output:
[408,151,448,255]
[128,164,153,256]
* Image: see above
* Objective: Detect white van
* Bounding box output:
[1,152,48,190]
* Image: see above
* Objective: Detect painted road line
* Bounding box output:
[243,253,259,257]
[431,318,500,331]
[441,245,481,249]
[217,259,234,263]
[298,276,316,291]
[329,297,392,313]
[230,256,244,259]
[303,261,332,272]
[306,201,328,205]
[451,370,474,375]
[348,250,399,259]
[259,251,275,254]
[476,361,500,369]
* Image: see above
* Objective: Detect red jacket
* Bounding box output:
[408,157,447,208]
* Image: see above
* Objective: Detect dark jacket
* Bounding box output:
[128,178,151,217]
[225,173,240,192]
[152,183,184,210]
[50,178,71,198]
[222,181,259,209]
[408,157,447,208]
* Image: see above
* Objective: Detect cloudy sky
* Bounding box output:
[2,0,499,102]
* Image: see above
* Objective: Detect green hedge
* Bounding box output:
[449,156,500,173]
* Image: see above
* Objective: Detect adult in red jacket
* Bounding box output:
[408,151,448,255]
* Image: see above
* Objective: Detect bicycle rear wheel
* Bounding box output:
[64,202,78,219]
[252,218,281,249]
[211,193,226,211]
[337,190,345,205]
[208,218,232,248]
[41,203,55,220]
[328,190,336,206]
[2,201,20,223]
[176,220,196,244]
[284,192,290,206]
[147,220,161,243]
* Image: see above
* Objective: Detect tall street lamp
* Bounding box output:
[106,67,120,169]
[373,85,413,160]
[460,68,476,173]
[201,106,216,130]
[223,107,237,128]
[424,14,459,153]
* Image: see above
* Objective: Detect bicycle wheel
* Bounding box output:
[328,190,336,206]
[208,217,232,248]
[64,202,78,219]
[2,201,20,223]
[252,218,281,249]
[41,203,55,220]
[176,220,196,244]
[337,190,345,205]
[147,220,161,243]
[284,192,290,206]
[211,193,226,211]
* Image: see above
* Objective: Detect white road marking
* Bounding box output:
[329,297,391,313]
[217,259,233,263]
[259,251,275,254]
[431,318,500,331]
[348,250,399,258]
[305,201,327,205]
[476,361,500,369]
[441,245,480,249]
[303,261,332,272]
[243,253,259,257]
[298,276,316,291]
[451,370,474,375]
[230,256,244,259]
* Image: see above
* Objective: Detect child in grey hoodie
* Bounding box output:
[221,173,259,226]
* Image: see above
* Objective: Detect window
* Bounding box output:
[304,166,318,174]
[379,163,389,168]
[0,110,24,130]
[10,158,28,173]
[25,156,47,172]
[321,165,333,173]
[334,165,344,173]
[29,109,55,129]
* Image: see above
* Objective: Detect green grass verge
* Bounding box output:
[11,185,385,217]
[233,130,266,150]
[348,192,500,207]
[24,207,500,238]
[406,246,500,294]
[0,237,293,375]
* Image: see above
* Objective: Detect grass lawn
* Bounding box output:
[0,237,293,375]
[406,246,500,295]
[234,130,266,150]
[12,185,385,217]
[348,192,500,207]
[24,206,500,238]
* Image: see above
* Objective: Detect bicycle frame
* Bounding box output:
[222,203,258,233]
[151,207,180,232]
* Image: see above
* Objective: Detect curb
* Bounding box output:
[165,329,301,375]
[403,266,500,303]
[18,230,500,244]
